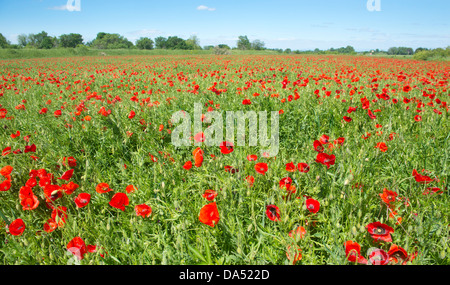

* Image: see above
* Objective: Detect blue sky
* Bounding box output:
[0,0,449,51]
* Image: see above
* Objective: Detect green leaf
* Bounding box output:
[187,244,206,263]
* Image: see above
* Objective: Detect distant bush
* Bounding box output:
[413,47,450,61]
[213,46,231,55]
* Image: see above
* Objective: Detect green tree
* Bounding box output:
[91,33,134,49]
[26,33,38,48]
[186,35,201,50]
[166,36,188,50]
[415,47,429,54]
[251,39,265,50]
[237,35,251,50]
[388,47,413,55]
[40,37,53,49]
[17,34,28,47]
[59,33,84,48]
[154,37,167,49]
[343,45,355,54]
[135,37,154,50]
[34,31,53,49]
[0,33,10,48]
[217,44,230,50]
[97,32,107,40]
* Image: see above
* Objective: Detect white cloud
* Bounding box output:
[197,5,216,11]
[49,0,81,12]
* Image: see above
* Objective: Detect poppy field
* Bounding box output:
[0,54,449,265]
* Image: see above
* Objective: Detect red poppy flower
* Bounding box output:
[247,154,258,161]
[128,110,136,119]
[412,169,434,184]
[67,237,87,260]
[0,165,13,177]
[375,142,388,152]
[193,147,204,167]
[305,198,320,213]
[245,175,255,187]
[255,163,268,175]
[183,161,193,170]
[199,202,220,227]
[8,219,26,236]
[96,182,112,194]
[289,226,306,240]
[285,162,296,172]
[319,135,329,144]
[86,245,97,254]
[367,109,377,120]
[347,106,358,113]
[279,177,292,189]
[297,163,310,173]
[125,184,137,193]
[266,204,280,221]
[422,187,443,195]
[26,177,37,188]
[335,137,345,146]
[0,180,11,192]
[379,188,397,205]
[21,194,39,210]
[313,140,324,153]
[149,154,158,162]
[44,184,63,202]
[19,186,34,200]
[109,192,129,211]
[242,99,251,105]
[315,153,336,169]
[286,245,302,265]
[24,144,36,153]
[343,116,352,122]
[57,169,74,181]
[51,206,68,227]
[219,141,234,154]
[135,204,152,218]
[224,165,238,174]
[63,156,77,168]
[2,147,11,156]
[62,181,79,195]
[367,222,394,242]
[202,189,218,201]
[261,152,271,158]
[388,244,409,265]
[39,176,51,188]
[403,85,412,92]
[368,248,390,265]
[388,132,397,141]
[74,193,91,208]
[194,132,205,143]
[361,97,370,109]
[43,218,57,233]
[344,241,368,264]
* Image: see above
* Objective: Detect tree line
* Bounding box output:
[0,31,447,60]
[0,31,268,51]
